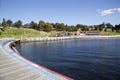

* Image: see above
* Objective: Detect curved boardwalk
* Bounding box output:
[0,41,73,80]
[1,35,119,80]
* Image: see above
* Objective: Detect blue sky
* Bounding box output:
[0,0,120,25]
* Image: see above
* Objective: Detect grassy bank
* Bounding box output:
[100,29,120,35]
[0,27,51,38]
[0,27,120,38]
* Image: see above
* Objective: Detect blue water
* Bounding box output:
[16,38,120,80]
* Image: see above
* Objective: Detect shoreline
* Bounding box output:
[1,35,120,80]
[17,35,120,42]
[1,35,120,42]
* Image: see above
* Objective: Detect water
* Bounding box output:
[15,38,120,80]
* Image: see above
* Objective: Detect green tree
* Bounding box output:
[115,24,120,32]
[44,22,53,32]
[106,23,113,32]
[112,26,115,32]
[30,21,37,29]
[94,25,99,31]
[14,20,22,28]
[64,25,68,31]
[76,24,82,28]
[106,23,113,28]
[55,23,60,31]
[60,23,65,31]
[73,26,79,31]
[99,23,105,31]
[81,25,87,31]
[67,26,72,32]
[76,24,88,32]
[55,23,65,31]
[6,19,12,27]
[2,18,6,28]
[38,20,45,31]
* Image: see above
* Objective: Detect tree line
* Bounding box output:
[0,18,120,32]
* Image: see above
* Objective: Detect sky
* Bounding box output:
[0,0,120,25]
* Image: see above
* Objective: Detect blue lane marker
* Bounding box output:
[1,40,62,80]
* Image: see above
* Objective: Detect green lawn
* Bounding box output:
[0,27,49,38]
[100,29,120,35]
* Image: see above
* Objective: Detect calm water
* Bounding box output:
[16,38,120,80]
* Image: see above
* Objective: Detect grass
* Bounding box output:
[0,27,120,38]
[100,29,120,35]
[0,27,50,38]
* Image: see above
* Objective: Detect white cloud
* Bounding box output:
[98,8,120,16]
[117,8,120,12]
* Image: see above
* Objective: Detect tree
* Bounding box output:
[112,26,115,32]
[81,25,87,31]
[106,23,113,32]
[14,20,22,28]
[106,23,113,28]
[64,24,68,31]
[66,26,73,32]
[38,20,54,31]
[89,26,94,31]
[2,18,6,28]
[55,23,60,31]
[73,26,79,31]
[76,24,88,32]
[60,23,65,31]
[115,24,120,32]
[30,21,38,29]
[98,23,105,31]
[44,22,53,32]
[38,20,45,30]
[94,25,99,31]
[6,19,12,27]
[54,23,65,31]
[76,24,82,28]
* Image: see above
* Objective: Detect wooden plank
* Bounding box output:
[0,41,70,80]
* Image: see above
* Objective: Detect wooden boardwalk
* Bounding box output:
[0,41,72,80]
[0,44,53,80]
